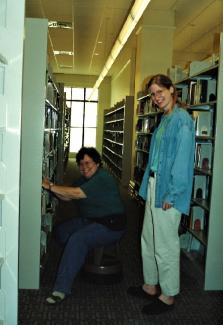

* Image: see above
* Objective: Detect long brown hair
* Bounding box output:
[147,74,180,107]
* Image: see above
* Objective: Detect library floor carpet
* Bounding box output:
[19,160,223,325]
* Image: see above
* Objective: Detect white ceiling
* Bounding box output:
[26,0,223,76]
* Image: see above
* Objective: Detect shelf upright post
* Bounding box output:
[0,0,25,324]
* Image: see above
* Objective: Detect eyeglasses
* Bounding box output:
[79,160,95,170]
[150,89,165,99]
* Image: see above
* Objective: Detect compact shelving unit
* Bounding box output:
[178,68,217,250]
[129,91,161,200]
[41,71,63,263]
[102,96,134,187]
[19,18,48,289]
[176,51,223,289]
[0,1,25,324]
[19,18,66,289]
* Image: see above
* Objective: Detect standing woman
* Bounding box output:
[128,74,195,314]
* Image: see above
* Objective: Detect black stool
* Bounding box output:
[83,241,123,284]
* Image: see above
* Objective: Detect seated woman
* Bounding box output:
[42,147,126,305]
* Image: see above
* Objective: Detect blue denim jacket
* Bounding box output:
[139,106,195,215]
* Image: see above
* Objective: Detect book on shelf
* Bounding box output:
[142,137,149,151]
[136,135,150,151]
[192,110,213,137]
[194,142,213,170]
[190,206,204,231]
[176,85,188,103]
[136,118,153,133]
[188,78,217,105]
[198,79,208,103]
[137,96,157,115]
[188,80,197,105]
[193,175,207,200]
[207,78,217,102]
[136,151,148,170]
[137,100,146,114]
[135,119,142,132]
[143,119,149,132]
[148,117,157,133]
[134,166,145,184]
[145,100,151,114]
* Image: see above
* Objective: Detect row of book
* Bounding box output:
[133,166,145,184]
[177,78,217,105]
[136,116,157,133]
[181,209,209,235]
[188,78,217,105]
[103,139,123,156]
[43,131,59,156]
[103,147,122,169]
[192,109,214,137]
[104,130,123,143]
[193,174,211,202]
[42,153,58,180]
[45,106,59,129]
[136,101,214,137]
[194,142,213,171]
[46,81,60,108]
[135,151,148,170]
[135,135,151,152]
[104,107,124,122]
[104,120,124,131]
[137,98,157,115]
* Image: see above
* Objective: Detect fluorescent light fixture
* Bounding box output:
[59,65,73,69]
[88,0,151,100]
[54,50,73,56]
[48,21,72,29]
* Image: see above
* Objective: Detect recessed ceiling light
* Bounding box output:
[48,21,72,29]
[54,51,73,55]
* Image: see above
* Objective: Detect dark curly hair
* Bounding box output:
[76,147,102,167]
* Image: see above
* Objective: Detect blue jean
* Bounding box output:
[53,217,125,294]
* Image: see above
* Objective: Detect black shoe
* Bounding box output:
[46,292,66,305]
[127,286,156,300]
[142,299,174,315]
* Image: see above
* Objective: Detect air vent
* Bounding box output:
[48,21,72,29]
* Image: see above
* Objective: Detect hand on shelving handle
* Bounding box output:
[42,177,51,191]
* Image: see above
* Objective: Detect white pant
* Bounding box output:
[141,176,181,296]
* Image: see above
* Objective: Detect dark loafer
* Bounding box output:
[127,286,156,300]
[142,299,174,315]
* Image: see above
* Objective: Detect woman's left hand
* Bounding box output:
[162,202,172,210]
[42,177,50,190]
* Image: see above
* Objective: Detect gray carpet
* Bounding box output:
[19,160,223,324]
